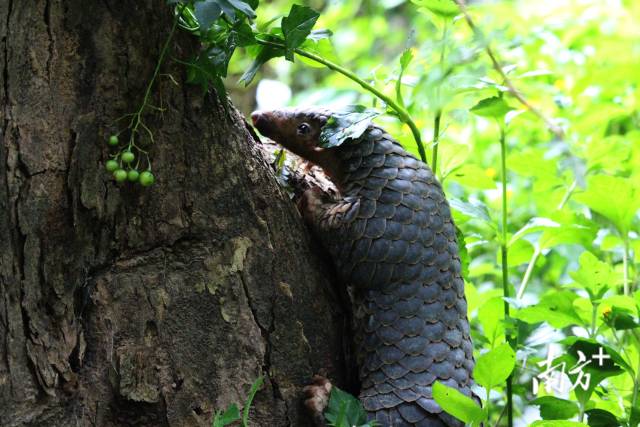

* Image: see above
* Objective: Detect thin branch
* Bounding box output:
[454,0,564,139]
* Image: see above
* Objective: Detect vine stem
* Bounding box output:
[499,125,514,427]
[431,22,447,175]
[255,38,428,165]
[623,233,630,296]
[453,0,564,139]
[127,6,182,152]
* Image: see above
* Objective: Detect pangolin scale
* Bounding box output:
[251,107,475,427]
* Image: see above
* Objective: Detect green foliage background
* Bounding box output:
[175,0,640,425]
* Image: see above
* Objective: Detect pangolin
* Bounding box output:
[251,107,475,427]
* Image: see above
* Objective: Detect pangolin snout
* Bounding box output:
[250,110,275,137]
[250,110,263,126]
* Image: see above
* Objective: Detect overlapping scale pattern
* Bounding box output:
[326,127,475,427]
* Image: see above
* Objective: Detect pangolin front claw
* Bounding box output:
[303,375,333,427]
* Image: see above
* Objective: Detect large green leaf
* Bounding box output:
[531,396,579,420]
[281,5,319,60]
[513,290,584,328]
[473,343,516,390]
[477,297,505,346]
[324,387,369,427]
[470,96,515,119]
[432,381,484,425]
[585,409,621,427]
[411,0,459,18]
[569,251,617,299]
[574,174,640,234]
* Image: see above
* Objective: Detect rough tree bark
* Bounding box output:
[0,1,352,426]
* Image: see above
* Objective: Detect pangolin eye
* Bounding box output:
[297,123,311,135]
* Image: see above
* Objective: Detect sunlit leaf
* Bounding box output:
[432,382,484,425]
[411,0,459,19]
[569,252,617,299]
[513,291,584,328]
[574,174,640,234]
[470,96,515,119]
[473,343,516,389]
[531,396,579,420]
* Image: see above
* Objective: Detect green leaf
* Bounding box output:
[585,409,621,427]
[324,386,368,427]
[281,5,320,61]
[574,174,640,234]
[229,20,257,47]
[319,105,380,148]
[411,0,459,18]
[217,0,256,21]
[477,297,505,346]
[470,96,515,119]
[299,35,338,68]
[212,404,240,427]
[531,396,579,420]
[603,306,640,330]
[239,35,285,86]
[194,1,222,30]
[432,381,484,425]
[473,343,516,390]
[449,198,494,226]
[456,226,470,280]
[569,252,617,299]
[242,376,263,426]
[530,421,589,427]
[226,0,256,19]
[396,48,414,107]
[513,290,584,328]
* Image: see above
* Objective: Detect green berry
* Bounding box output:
[127,169,140,182]
[108,135,119,146]
[121,151,135,163]
[113,169,127,182]
[105,159,119,172]
[139,171,155,187]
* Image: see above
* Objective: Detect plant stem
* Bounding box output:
[630,330,640,420]
[623,233,630,296]
[128,7,181,146]
[431,22,448,175]
[255,38,427,164]
[557,179,577,210]
[431,110,442,174]
[516,247,540,300]
[499,125,514,427]
[589,303,598,337]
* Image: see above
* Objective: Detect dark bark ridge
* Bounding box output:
[0,1,353,426]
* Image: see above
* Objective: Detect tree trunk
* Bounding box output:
[0,1,352,425]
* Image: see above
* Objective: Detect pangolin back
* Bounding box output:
[320,126,475,426]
